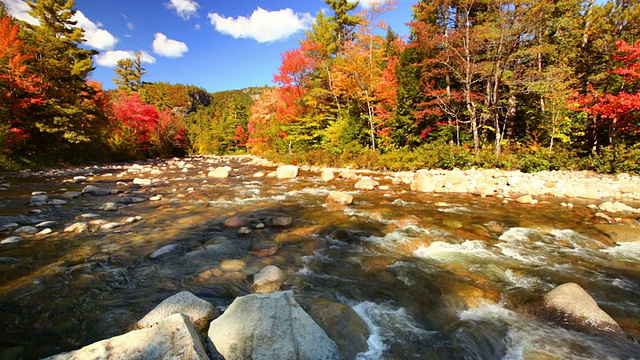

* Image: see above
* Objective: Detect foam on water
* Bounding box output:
[504,269,552,291]
[437,206,472,213]
[601,241,640,262]
[413,240,496,262]
[353,301,435,359]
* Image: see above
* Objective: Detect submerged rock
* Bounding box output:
[306,299,370,360]
[594,224,640,244]
[45,314,208,360]
[136,291,215,331]
[207,291,341,360]
[150,244,181,259]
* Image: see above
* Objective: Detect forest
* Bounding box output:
[1,0,639,173]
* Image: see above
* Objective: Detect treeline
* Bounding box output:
[241,0,640,172]
[2,0,640,173]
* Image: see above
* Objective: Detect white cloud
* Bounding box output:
[208,7,312,43]
[94,50,156,68]
[127,22,135,30]
[349,0,385,9]
[2,0,38,24]
[165,0,199,20]
[152,33,189,58]
[71,11,118,50]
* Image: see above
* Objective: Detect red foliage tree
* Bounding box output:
[0,14,47,149]
[577,40,640,146]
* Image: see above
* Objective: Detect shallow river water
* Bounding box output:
[0,156,639,359]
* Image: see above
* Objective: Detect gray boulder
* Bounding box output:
[45,313,208,360]
[136,291,216,331]
[208,291,341,360]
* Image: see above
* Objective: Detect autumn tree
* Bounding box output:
[577,39,640,149]
[0,7,47,163]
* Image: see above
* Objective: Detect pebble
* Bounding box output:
[1,236,24,244]
[36,228,53,236]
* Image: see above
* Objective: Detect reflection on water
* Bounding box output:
[0,157,639,359]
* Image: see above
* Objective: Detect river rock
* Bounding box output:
[516,195,533,204]
[133,177,152,186]
[224,216,250,228]
[326,191,353,206]
[594,224,640,243]
[73,176,86,183]
[64,222,88,233]
[1,236,24,245]
[411,175,437,193]
[119,196,146,204]
[276,165,299,179]
[268,216,293,227]
[306,299,370,360]
[207,291,341,360]
[208,167,230,178]
[539,282,624,336]
[14,226,38,235]
[36,221,58,228]
[598,201,638,214]
[45,313,208,360]
[36,228,53,236]
[252,265,284,294]
[339,170,359,181]
[135,291,216,331]
[321,169,335,182]
[0,257,21,264]
[220,259,246,272]
[150,244,181,259]
[355,178,379,190]
[48,199,67,205]
[30,194,48,204]
[81,185,110,196]
[0,223,19,232]
[103,202,119,211]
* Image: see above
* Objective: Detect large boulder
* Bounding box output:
[45,314,208,360]
[207,291,341,360]
[306,299,370,360]
[321,169,335,182]
[276,165,299,179]
[538,282,624,336]
[135,291,216,331]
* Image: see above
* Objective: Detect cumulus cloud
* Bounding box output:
[165,0,199,20]
[208,7,312,43]
[94,50,156,68]
[71,11,118,50]
[351,0,383,8]
[2,0,38,24]
[152,33,189,58]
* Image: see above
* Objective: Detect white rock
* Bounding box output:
[44,314,208,360]
[1,236,24,244]
[276,165,299,179]
[325,191,353,206]
[207,291,341,360]
[321,169,335,182]
[136,291,215,330]
[133,178,152,186]
[208,167,230,178]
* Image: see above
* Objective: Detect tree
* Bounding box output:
[324,0,360,47]
[0,7,47,160]
[576,39,640,148]
[113,52,145,93]
[19,0,100,156]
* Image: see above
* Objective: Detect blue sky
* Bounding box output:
[2,0,415,93]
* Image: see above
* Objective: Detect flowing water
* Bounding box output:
[0,156,639,359]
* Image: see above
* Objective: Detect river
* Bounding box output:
[0,156,639,359]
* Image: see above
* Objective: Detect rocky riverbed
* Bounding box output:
[1,155,639,359]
